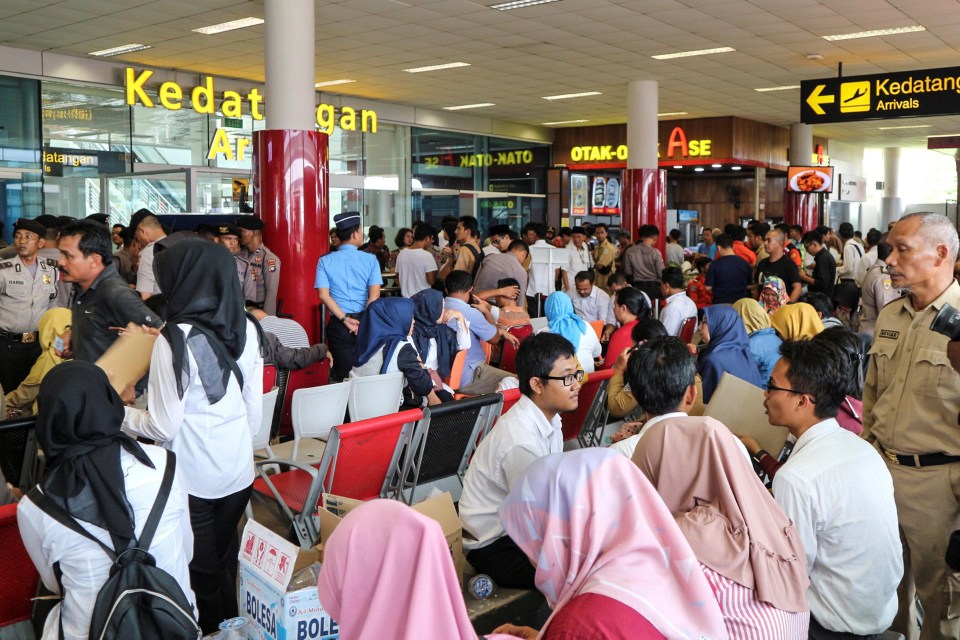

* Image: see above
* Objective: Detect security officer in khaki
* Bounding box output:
[862,212,960,640]
[0,218,59,392]
[217,224,258,303]
[236,214,281,315]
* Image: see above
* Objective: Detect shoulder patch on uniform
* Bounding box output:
[267,259,276,272]
[878,329,899,340]
[45,258,59,267]
[0,261,11,269]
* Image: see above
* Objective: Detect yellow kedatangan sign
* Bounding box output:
[124,68,378,160]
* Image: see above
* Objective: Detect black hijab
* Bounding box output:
[411,289,459,380]
[37,361,154,551]
[154,239,247,403]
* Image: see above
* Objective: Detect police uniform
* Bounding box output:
[217,224,258,303]
[0,219,58,392]
[314,211,382,381]
[862,279,960,640]
[236,215,281,315]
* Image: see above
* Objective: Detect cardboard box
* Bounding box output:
[705,372,789,455]
[238,520,339,640]
[318,492,465,584]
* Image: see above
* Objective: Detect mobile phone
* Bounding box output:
[54,336,65,352]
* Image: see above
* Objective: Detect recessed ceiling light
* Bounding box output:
[491,0,561,10]
[403,62,470,73]
[755,85,801,92]
[711,163,722,168]
[542,91,602,100]
[694,167,705,172]
[192,17,264,34]
[443,103,495,111]
[673,165,683,169]
[89,43,151,57]
[877,124,932,130]
[541,119,589,125]
[732,166,742,171]
[658,111,688,117]
[315,79,356,88]
[652,47,735,60]
[823,25,925,41]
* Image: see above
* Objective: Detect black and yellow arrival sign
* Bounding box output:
[801,66,960,124]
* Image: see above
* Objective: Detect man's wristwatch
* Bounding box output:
[751,449,769,466]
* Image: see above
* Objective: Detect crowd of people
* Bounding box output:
[1,206,958,640]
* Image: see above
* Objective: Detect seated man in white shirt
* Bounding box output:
[601,272,631,343]
[658,266,698,337]
[572,270,611,323]
[765,339,902,640]
[459,332,582,588]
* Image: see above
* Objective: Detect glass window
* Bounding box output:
[0,75,42,240]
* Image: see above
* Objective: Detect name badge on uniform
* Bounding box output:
[14,263,21,272]
[267,259,277,272]
[878,329,900,340]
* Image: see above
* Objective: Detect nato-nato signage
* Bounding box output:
[801,66,960,124]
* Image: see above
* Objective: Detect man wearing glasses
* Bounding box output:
[459,333,582,589]
[764,339,901,640]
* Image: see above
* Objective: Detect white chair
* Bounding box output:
[270,380,352,462]
[348,371,404,421]
[252,387,280,459]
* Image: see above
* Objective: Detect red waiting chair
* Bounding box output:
[262,364,278,394]
[278,359,330,437]
[0,503,40,630]
[499,324,534,374]
[678,316,697,343]
[560,368,614,447]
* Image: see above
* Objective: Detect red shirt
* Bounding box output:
[602,319,638,369]
[543,593,666,640]
[686,274,713,309]
[733,241,756,266]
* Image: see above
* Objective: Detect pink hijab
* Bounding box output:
[632,416,809,613]
[498,448,729,640]
[317,499,476,640]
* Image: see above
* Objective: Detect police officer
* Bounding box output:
[217,224,257,303]
[236,215,281,315]
[0,218,59,392]
[315,211,382,381]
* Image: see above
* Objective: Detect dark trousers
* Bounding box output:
[466,534,536,589]
[0,336,40,394]
[327,315,358,381]
[633,280,662,304]
[188,484,253,634]
[809,617,881,640]
[526,295,545,319]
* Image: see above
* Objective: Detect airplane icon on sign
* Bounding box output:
[843,87,867,103]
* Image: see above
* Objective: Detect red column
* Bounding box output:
[783,191,819,232]
[253,129,328,343]
[622,168,667,256]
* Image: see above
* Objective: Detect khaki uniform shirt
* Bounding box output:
[241,245,281,315]
[863,280,960,456]
[622,243,664,282]
[234,254,258,304]
[592,239,617,292]
[0,255,59,334]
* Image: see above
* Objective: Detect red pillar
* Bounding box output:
[622,168,667,256]
[253,129,328,343]
[783,191,819,232]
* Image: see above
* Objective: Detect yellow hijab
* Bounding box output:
[770,303,824,341]
[732,298,770,334]
[4,307,71,415]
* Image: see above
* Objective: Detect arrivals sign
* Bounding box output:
[801,66,960,124]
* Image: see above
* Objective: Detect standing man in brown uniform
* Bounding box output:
[621,224,664,302]
[236,215,281,315]
[862,212,960,640]
[592,223,617,293]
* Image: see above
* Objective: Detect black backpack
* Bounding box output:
[28,450,202,640]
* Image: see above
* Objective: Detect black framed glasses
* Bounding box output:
[540,370,585,386]
[767,378,815,401]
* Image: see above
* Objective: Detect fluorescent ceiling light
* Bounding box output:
[694,167,705,172]
[315,79,356,88]
[673,165,683,169]
[404,62,470,73]
[542,91,601,100]
[89,43,151,57]
[755,85,800,92]
[877,124,931,130]
[443,103,495,111]
[658,111,688,117]
[193,17,264,34]
[732,166,742,171]
[711,163,722,168]
[652,46,735,60]
[823,25,925,41]
[541,119,589,125]
[491,0,561,10]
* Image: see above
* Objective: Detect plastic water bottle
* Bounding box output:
[217,617,253,640]
[468,574,498,599]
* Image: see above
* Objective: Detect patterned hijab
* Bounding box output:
[760,276,790,313]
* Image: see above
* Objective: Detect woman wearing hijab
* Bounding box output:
[760,276,790,314]
[731,298,782,388]
[698,305,762,404]
[769,303,824,341]
[351,297,442,408]
[4,307,71,416]
[18,361,196,639]
[317,500,475,640]
[490,448,728,640]
[632,418,810,639]
[541,291,601,373]
[122,239,262,633]
[410,289,469,394]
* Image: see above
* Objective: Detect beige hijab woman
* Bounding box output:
[769,303,823,341]
[732,298,770,335]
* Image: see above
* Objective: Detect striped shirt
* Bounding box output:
[700,564,809,640]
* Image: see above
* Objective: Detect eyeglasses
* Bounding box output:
[766,378,815,401]
[540,370,585,387]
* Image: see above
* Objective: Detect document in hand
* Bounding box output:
[96,325,156,394]
[705,372,788,455]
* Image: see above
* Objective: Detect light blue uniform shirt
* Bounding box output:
[314,245,382,314]
[444,296,496,384]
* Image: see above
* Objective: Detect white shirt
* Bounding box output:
[527,240,556,298]
[772,419,901,635]
[18,446,196,640]
[459,394,563,549]
[666,242,685,266]
[482,244,501,256]
[536,324,602,373]
[123,320,263,499]
[135,241,160,295]
[395,247,437,298]
[837,238,864,284]
[659,290,698,336]
[572,285,611,323]
[609,412,752,461]
[564,242,593,280]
